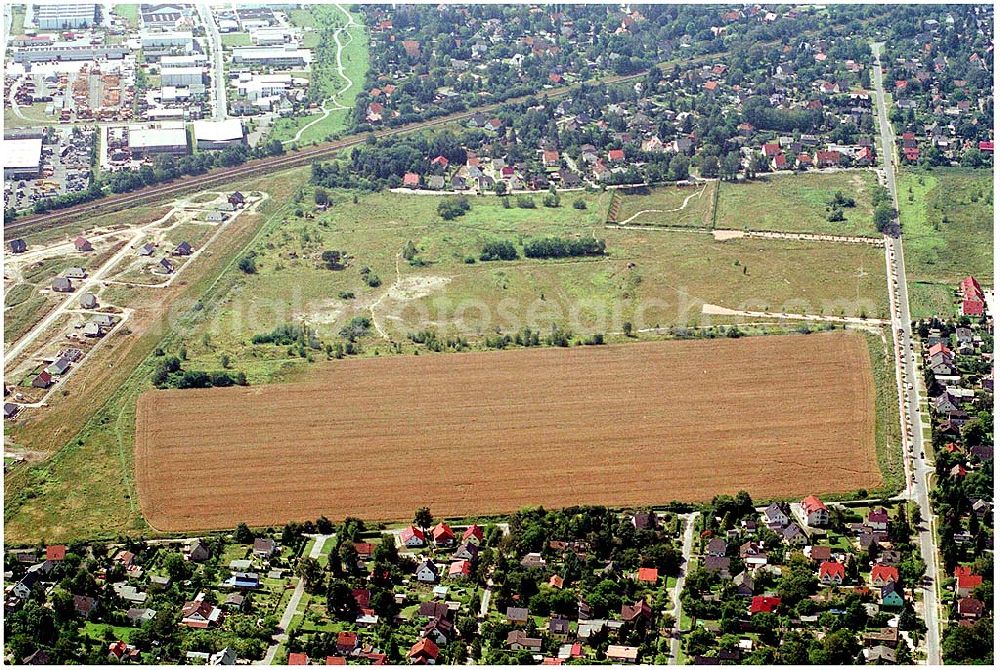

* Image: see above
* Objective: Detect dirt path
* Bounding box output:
[366,252,402,340]
[616,182,708,225]
[701,302,890,326]
[285,4,358,145]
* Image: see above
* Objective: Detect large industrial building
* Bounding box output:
[192,119,246,150]
[4,138,43,179]
[127,123,189,158]
[231,46,310,68]
[160,66,205,87]
[13,45,127,64]
[32,3,98,30]
[140,31,194,58]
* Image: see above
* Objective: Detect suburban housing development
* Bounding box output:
[2,2,994,666]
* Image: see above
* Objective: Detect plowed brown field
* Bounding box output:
[135,332,881,531]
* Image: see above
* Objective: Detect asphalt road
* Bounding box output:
[196,4,226,121]
[669,513,698,664]
[871,42,942,666]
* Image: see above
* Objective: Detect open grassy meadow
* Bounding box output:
[897,168,993,318]
[612,181,717,227]
[716,170,878,236]
[171,188,889,382]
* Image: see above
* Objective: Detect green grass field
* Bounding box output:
[267,5,369,146]
[897,168,993,318]
[221,32,252,48]
[175,188,889,380]
[716,171,878,236]
[613,181,717,227]
[115,4,138,28]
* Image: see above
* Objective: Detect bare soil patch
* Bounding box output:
[135,332,880,531]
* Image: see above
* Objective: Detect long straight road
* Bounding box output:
[196,3,227,121]
[871,42,942,665]
[260,533,335,665]
[669,513,698,664]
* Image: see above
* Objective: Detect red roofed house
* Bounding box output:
[960,276,985,316]
[402,172,421,188]
[402,40,420,58]
[449,560,472,579]
[608,149,625,163]
[180,594,222,629]
[432,522,455,546]
[772,153,788,170]
[401,526,426,547]
[750,596,781,614]
[288,653,309,665]
[957,597,985,620]
[75,236,93,252]
[637,567,659,583]
[46,545,67,561]
[819,561,846,585]
[928,342,953,359]
[797,153,814,168]
[431,155,449,168]
[408,638,439,664]
[761,143,781,158]
[703,80,718,92]
[366,102,384,123]
[954,566,983,598]
[542,150,560,168]
[903,147,920,162]
[326,657,348,665]
[800,496,829,526]
[815,150,843,168]
[871,564,899,587]
[978,140,994,153]
[462,524,484,545]
[336,631,358,654]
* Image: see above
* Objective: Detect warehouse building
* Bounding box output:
[32,3,98,30]
[13,45,127,63]
[193,119,246,150]
[250,28,295,46]
[4,138,43,179]
[234,73,292,101]
[160,66,205,87]
[231,46,310,67]
[160,53,208,69]
[140,31,194,58]
[127,123,189,157]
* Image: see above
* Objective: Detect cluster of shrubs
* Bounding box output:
[150,355,247,389]
[479,237,607,261]
[437,196,471,220]
[251,323,321,348]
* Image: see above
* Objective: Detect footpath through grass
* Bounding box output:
[267,5,369,146]
[897,168,993,318]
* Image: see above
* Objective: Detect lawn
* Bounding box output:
[716,170,879,236]
[267,5,369,146]
[897,168,993,318]
[612,181,717,227]
[115,4,138,27]
[222,32,252,48]
[5,102,60,128]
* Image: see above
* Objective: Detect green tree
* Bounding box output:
[234,522,254,543]
[414,507,434,533]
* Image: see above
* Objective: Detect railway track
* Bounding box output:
[5,49,736,234]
